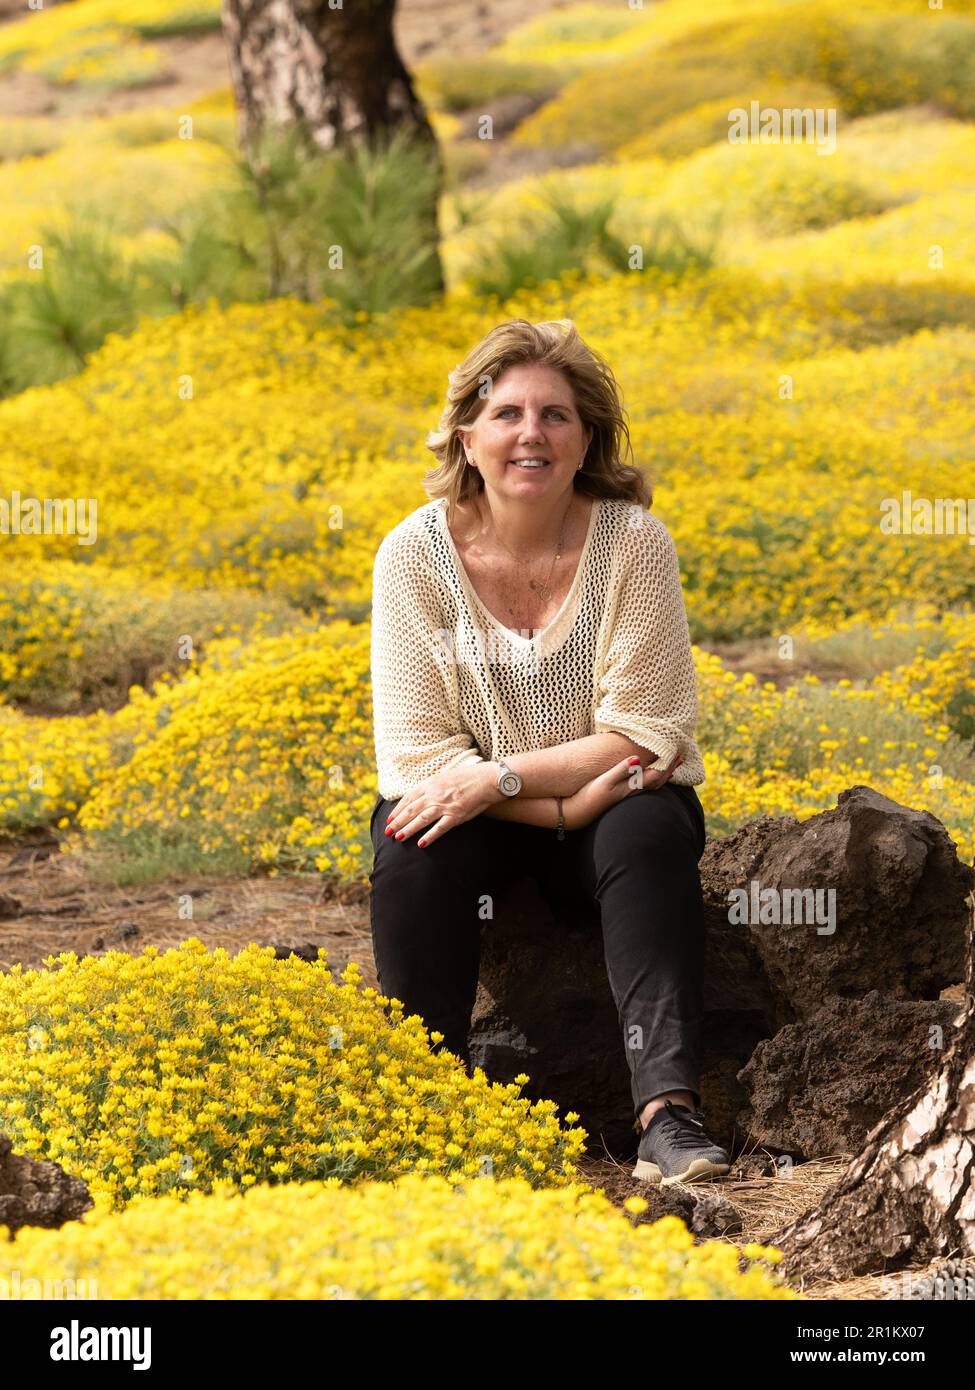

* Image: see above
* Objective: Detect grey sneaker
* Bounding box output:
[632,1100,731,1186]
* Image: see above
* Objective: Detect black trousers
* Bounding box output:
[368,781,708,1122]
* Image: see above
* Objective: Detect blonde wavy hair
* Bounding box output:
[423,318,652,527]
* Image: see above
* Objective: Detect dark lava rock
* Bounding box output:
[625,1183,742,1240]
[0,1132,93,1236]
[271,941,326,964]
[630,1184,698,1227]
[737,991,962,1160]
[700,786,971,1027]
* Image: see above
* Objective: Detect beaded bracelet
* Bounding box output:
[556,796,565,840]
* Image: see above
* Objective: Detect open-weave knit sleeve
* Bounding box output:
[370,527,485,797]
[592,512,699,769]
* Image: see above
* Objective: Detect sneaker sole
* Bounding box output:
[631,1156,731,1186]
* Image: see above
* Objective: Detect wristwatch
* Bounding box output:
[496,759,523,797]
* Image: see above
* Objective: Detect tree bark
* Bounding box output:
[773,882,975,1283]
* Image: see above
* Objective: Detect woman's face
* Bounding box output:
[458,362,593,505]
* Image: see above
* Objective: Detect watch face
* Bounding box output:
[499,771,522,796]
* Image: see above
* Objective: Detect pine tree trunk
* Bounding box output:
[774,884,975,1282]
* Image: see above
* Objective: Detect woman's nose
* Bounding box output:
[518,417,545,440]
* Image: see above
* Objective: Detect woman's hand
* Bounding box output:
[564,751,682,831]
[382,762,498,848]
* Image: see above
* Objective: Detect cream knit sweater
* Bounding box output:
[370,493,705,800]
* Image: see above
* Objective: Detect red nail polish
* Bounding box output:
[418,840,426,848]
[395,831,403,840]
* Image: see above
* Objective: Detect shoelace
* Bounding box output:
[647,1104,711,1150]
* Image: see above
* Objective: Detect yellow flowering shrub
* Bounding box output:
[0,0,220,90]
[511,0,975,152]
[0,940,588,1209]
[20,29,165,91]
[0,558,300,707]
[0,115,67,160]
[696,626,975,861]
[0,701,120,833]
[832,109,975,203]
[729,7,975,121]
[0,134,234,273]
[511,60,760,157]
[493,2,659,70]
[7,1175,798,1299]
[6,274,973,628]
[873,611,975,745]
[67,622,376,879]
[616,81,843,162]
[735,188,975,289]
[561,607,962,867]
[647,140,894,237]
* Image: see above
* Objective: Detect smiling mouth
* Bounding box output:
[508,459,550,469]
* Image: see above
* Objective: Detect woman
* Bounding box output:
[368,318,730,1186]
